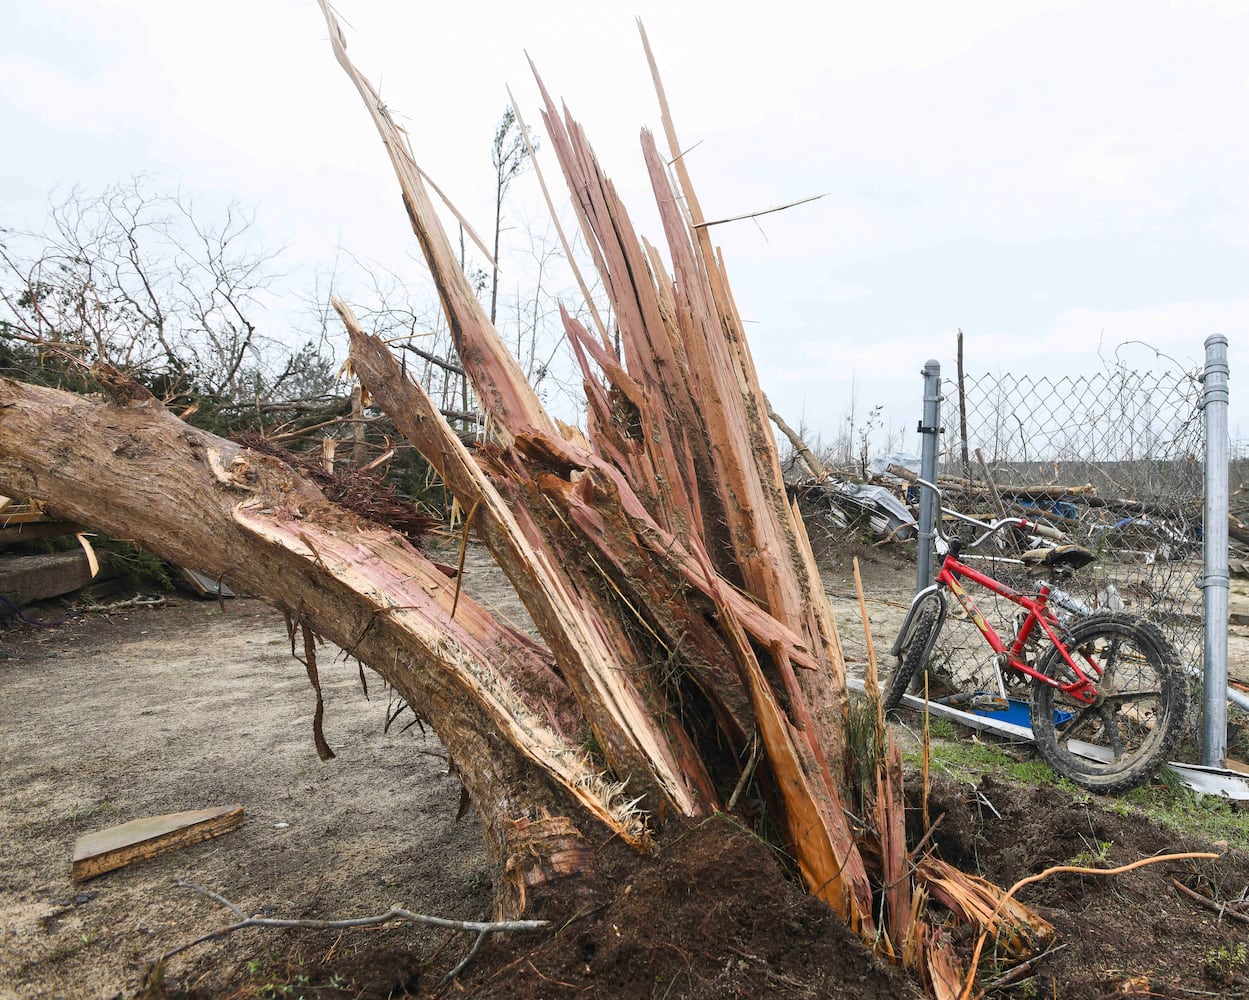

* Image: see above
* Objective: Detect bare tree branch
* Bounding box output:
[153,879,549,984]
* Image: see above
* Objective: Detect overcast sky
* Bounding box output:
[4,0,1247,451]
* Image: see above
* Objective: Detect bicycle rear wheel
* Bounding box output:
[1030,612,1186,793]
[882,603,940,711]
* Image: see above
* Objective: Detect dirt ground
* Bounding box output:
[0,584,491,1000]
[4,541,1249,999]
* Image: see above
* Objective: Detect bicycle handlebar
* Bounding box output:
[912,477,1066,550]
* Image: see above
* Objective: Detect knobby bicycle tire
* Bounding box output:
[883,604,940,711]
[1029,611,1186,794]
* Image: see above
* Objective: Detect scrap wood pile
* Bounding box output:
[893,465,1202,560]
[1229,484,1249,575]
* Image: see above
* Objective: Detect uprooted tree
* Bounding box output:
[0,8,1052,996]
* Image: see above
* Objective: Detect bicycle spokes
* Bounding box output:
[1032,615,1183,789]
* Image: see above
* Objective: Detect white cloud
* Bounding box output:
[0,55,123,135]
[1041,298,1249,363]
[1062,135,1138,186]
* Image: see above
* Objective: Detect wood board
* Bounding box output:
[71,805,244,881]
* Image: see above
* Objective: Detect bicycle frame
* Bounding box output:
[925,551,1102,706]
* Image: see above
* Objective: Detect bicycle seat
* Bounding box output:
[1021,544,1096,575]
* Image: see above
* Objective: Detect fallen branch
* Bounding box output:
[152,879,549,985]
[1172,877,1249,926]
[766,394,830,481]
[79,595,168,613]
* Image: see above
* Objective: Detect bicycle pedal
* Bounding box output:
[968,694,1010,712]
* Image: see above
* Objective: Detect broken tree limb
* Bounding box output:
[767,394,831,481]
[340,299,714,817]
[317,0,550,447]
[505,83,611,352]
[314,9,1008,977]
[314,9,876,933]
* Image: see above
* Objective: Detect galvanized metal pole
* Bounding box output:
[916,360,942,593]
[1201,334,1230,767]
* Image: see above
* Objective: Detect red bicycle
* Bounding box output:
[884,478,1186,793]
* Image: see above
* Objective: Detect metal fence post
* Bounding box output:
[1201,334,1230,767]
[916,360,942,593]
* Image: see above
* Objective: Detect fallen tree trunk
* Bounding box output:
[0,378,618,916]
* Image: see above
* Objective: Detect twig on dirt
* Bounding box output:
[981,942,1068,989]
[473,902,603,992]
[958,853,1219,999]
[1172,877,1249,926]
[82,595,167,613]
[153,879,548,985]
[973,788,1002,820]
[906,812,946,863]
[320,929,346,965]
[524,958,585,990]
[182,880,245,919]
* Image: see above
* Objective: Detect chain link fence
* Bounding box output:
[924,362,1206,701]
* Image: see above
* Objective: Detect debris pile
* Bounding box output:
[791,462,1207,569]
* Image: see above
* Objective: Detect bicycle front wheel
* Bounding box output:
[882,603,940,711]
[1030,612,1186,794]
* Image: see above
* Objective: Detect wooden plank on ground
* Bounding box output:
[0,551,96,605]
[71,805,244,881]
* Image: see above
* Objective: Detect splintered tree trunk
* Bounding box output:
[318,0,873,921]
[0,9,1052,995]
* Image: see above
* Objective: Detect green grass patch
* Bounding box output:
[903,735,1059,786]
[1106,776,1249,846]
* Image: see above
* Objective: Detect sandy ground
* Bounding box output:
[1,538,1243,999]
[0,591,492,1000]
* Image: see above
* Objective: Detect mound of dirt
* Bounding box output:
[929,774,1249,998]
[203,778,1249,1000]
[460,815,919,1000]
